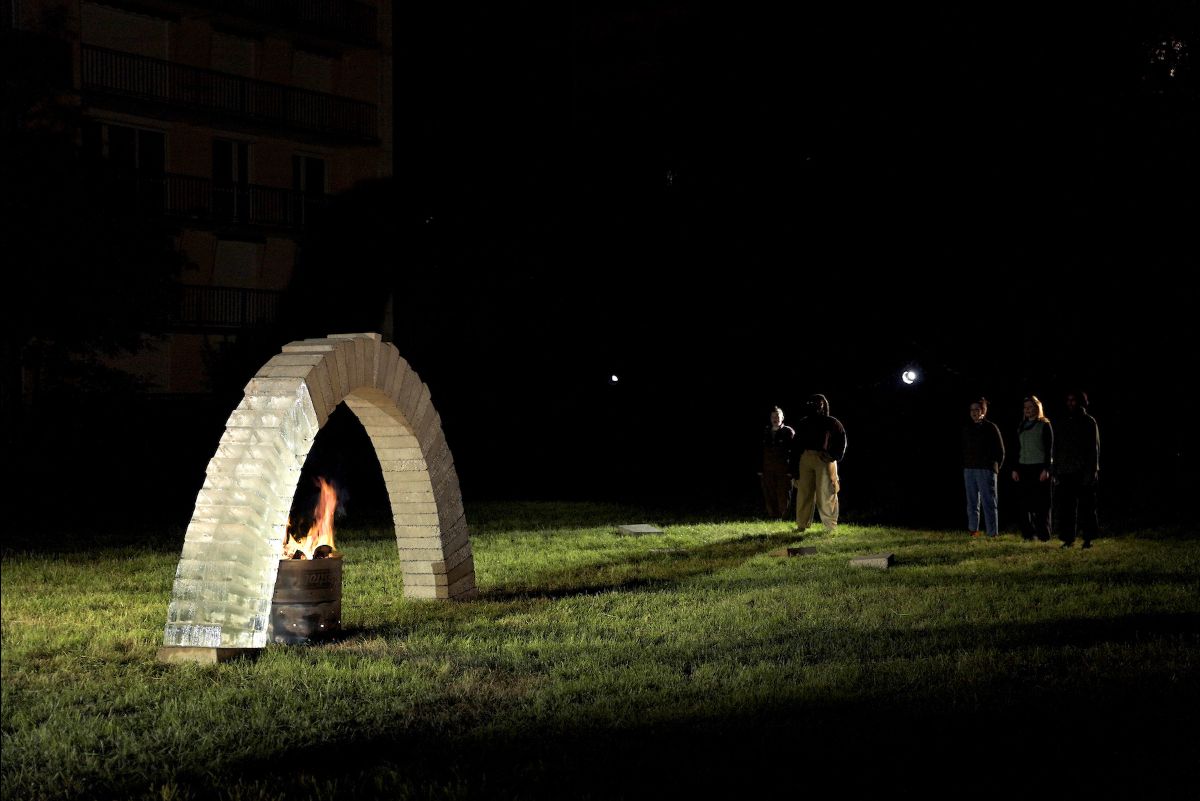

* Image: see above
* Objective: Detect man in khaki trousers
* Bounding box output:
[790,394,847,532]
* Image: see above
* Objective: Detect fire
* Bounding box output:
[283,477,338,560]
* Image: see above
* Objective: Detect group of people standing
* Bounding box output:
[758,395,847,533]
[757,389,1101,548]
[961,390,1101,548]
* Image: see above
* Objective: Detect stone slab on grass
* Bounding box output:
[850,552,895,569]
[618,524,664,536]
[772,546,818,557]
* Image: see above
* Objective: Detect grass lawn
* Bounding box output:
[3,502,1198,800]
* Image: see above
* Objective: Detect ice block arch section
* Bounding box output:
[160,333,476,660]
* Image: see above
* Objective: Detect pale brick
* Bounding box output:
[328,332,381,342]
[387,357,411,400]
[390,501,440,515]
[363,338,380,387]
[403,383,430,426]
[395,372,423,418]
[446,573,476,598]
[397,547,450,563]
[391,511,442,526]
[393,536,446,550]
[406,558,474,587]
[419,425,447,460]
[281,340,338,353]
[433,539,472,574]
[383,477,433,497]
[422,409,446,444]
[257,364,321,380]
[403,584,442,599]
[377,345,396,394]
[261,353,326,368]
[410,389,434,434]
[437,496,466,529]
[375,447,425,461]
[353,337,369,388]
[330,335,366,389]
[440,516,470,552]
[393,524,442,538]
[303,361,337,419]
[442,557,475,586]
[389,490,435,504]
[370,434,420,450]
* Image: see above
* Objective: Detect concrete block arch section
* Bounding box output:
[158,333,476,663]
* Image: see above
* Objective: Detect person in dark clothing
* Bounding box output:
[1054,390,1100,548]
[790,394,846,532]
[1010,395,1054,542]
[962,397,1005,537]
[758,406,795,519]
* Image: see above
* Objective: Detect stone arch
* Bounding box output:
[160,333,476,661]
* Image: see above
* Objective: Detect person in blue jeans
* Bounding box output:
[961,397,1005,537]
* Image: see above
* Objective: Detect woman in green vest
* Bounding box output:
[1010,395,1054,541]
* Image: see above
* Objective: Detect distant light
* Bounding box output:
[902,369,919,385]
[610,374,620,384]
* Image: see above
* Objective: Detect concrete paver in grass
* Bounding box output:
[849,552,895,569]
[771,546,818,557]
[617,524,664,536]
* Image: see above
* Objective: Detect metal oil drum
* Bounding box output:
[269,554,342,644]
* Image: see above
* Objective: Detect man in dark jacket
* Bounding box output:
[1054,390,1100,548]
[758,406,795,520]
[962,397,1005,537]
[790,394,847,532]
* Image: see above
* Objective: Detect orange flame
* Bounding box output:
[283,477,338,560]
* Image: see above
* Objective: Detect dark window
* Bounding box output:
[213,139,250,221]
[85,122,165,213]
[292,154,326,224]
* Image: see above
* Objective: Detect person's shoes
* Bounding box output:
[1060,541,1074,549]
[1037,535,1050,542]
[1081,541,1093,549]
[1021,535,1034,541]
[970,530,982,538]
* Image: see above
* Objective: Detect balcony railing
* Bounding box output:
[175,286,285,330]
[94,170,329,228]
[81,45,378,141]
[197,0,378,45]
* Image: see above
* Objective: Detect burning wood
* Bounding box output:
[282,477,338,560]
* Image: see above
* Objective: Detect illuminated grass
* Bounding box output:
[2,504,1198,800]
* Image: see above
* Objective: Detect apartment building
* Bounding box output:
[7,0,393,392]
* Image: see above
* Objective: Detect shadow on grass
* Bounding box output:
[467,529,802,603]
[151,677,1198,801]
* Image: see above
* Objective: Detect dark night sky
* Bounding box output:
[328,2,1194,524]
[380,4,1199,519]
